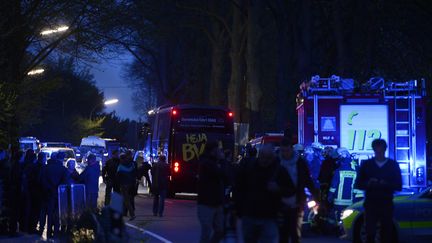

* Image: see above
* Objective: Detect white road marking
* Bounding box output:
[126,222,173,243]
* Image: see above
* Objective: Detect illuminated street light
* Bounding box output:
[104,98,119,105]
[27,68,45,76]
[41,25,69,36]
[148,109,155,115]
[90,98,119,120]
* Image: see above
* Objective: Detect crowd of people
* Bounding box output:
[0,146,155,239]
[0,137,402,243]
[196,138,402,243]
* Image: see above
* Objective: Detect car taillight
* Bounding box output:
[174,161,180,173]
[172,109,178,116]
[228,112,234,118]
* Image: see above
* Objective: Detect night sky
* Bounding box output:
[91,53,138,121]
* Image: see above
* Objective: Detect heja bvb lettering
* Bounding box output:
[182,133,208,162]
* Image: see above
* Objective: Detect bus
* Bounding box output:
[146,104,235,195]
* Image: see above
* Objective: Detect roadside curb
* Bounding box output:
[126,223,172,243]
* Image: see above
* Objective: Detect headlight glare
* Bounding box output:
[341,209,354,220]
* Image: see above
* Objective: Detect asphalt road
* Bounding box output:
[116,183,350,243]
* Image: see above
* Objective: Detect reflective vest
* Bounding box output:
[328,159,358,206]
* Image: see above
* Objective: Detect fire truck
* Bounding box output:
[297,75,428,189]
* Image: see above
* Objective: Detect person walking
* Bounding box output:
[197,141,228,243]
[354,139,402,243]
[235,145,294,243]
[136,153,152,192]
[21,149,37,233]
[150,155,170,217]
[102,149,120,205]
[116,153,137,220]
[278,139,320,243]
[78,154,100,211]
[39,152,70,238]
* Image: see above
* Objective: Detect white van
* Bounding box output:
[19,137,41,152]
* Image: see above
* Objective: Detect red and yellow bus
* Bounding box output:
[146,104,235,195]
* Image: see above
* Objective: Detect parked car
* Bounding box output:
[340,187,432,243]
[40,147,76,165]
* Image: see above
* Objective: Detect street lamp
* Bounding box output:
[27,68,45,76]
[90,98,119,120]
[104,99,119,105]
[41,25,69,36]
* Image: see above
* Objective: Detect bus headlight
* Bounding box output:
[341,209,354,220]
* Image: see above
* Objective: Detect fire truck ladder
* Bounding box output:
[391,81,417,188]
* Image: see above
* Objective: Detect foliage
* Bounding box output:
[124,0,432,134]
[0,83,16,147]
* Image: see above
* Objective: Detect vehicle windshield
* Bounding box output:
[79,145,106,154]
[20,143,34,150]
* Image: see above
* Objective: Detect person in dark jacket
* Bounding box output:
[102,150,120,205]
[0,149,10,235]
[278,139,320,243]
[66,158,80,183]
[235,144,294,243]
[151,155,170,217]
[136,153,152,192]
[39,152,70,238]
[27,152,46,234]
[6,147,23,236]
[21,149,37,233]
[197,141,227,243]
[354,139,402,243]
[79,154,100,211]
[116,153,137,220]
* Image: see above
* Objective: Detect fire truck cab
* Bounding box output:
[297,75,428,188]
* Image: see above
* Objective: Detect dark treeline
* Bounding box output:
[1,0,432,145]
[124,0,432,135]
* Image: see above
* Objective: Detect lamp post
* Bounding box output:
[89,98,119,120]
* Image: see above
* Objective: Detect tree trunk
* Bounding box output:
[209,44,226,105]
[228,0,246,122]
[246,0,264,133]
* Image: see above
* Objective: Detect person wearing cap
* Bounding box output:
[328,148,358,223]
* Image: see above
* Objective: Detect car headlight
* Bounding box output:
[341,209,354,220]
[307,200,317,208]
